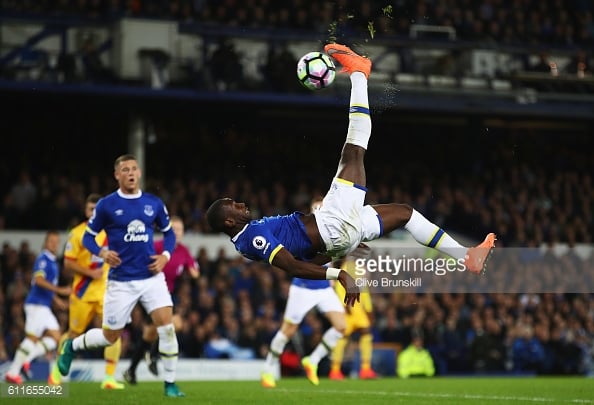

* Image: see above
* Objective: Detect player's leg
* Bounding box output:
[96,301,125,390]
[146,337,160,376]
[25,328,59,364]
[6,304,52,383]
[357,326,377,379]
[50,297,94,385]
[58,328,122,376]
[262,284,315,388]
[261,321,298,388]
[20,308,59,381]
[352,290,377,379]
[101,337,123,388]
[5,334,38,384]
[142,273,184,397]
[6,314,42,384]
[57,280,139,376]
[145,312,183,377]
[125,308,157,384]
[48,332,68,385]
[302,289,346,385]
[329,318,353,380]
[370,203,496,274]
[324,43,372,188]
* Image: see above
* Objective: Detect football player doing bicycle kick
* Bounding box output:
[206,43,496,306]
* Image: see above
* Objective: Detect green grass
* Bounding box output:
[4,377,594,405]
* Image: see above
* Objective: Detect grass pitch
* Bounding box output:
[5,376,594,404]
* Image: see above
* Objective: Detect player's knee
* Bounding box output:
[46,330,61,342]
[334,323,347,335]
[103,329,121,344]
[280,322,298,338]
[396,203,413,218]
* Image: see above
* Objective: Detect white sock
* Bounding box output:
[157,324,178,383]
[346,72,371,150]
[8,338,35,375]
[26,336,57,363]
[309,327,343,365]
[405,209,466,260]
[264,331,289,374]
[72,328,111,351]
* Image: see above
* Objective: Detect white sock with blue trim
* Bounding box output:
[157,324,178,383]
[346,72,371,149]
[309,327,343,365]
[405,209,466,260]
[73,328,111,351]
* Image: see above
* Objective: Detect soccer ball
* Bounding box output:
[296,51,336,91]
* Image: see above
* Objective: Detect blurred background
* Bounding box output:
[0,0,593,378]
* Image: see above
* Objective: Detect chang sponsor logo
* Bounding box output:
[124,219,149,242]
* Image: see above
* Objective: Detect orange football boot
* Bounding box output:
[465,233,496,275]
[323,43,372,79]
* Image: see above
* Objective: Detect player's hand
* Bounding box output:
[149,254,168,274]
[55,298,68,311]
[101,249,121,268]
[89,268,104,280]
[58,286,72,297]
[338,270,360,307]
[349,242,372,260]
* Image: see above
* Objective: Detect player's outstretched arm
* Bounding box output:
[271,248,360,306]
[309,253,334,266]
[33,275,71,296]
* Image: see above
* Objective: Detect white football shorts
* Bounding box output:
[102,272,173,330]
[24,304,60,337]
[283,284,344,325]
[315,178,382,258]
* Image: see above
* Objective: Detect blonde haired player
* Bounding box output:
[48,193,124,389]
[329,258,377,380]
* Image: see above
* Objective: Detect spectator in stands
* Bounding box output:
[261,45,301,93]
[5,171,37,229]
[468,317,506,373]
[79,34,115,84]
[206,37,244,91]
[511,324,546,373]
[565,49,591,78]
[397,330,436,378]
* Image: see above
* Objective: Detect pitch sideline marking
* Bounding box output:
[274,388,594,404]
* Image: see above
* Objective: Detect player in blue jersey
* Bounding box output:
[261,196,347,388]
[5,230,71,384]
[55,154,185,397]
[206,43,496,306]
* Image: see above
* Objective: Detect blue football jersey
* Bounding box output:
[85,190,172,281]
[25,249,59,307]
[231,212,314,264]
[291,278,331,289]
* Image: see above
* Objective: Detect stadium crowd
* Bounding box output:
[1,0,592,89]
[1,0,593,47]
[1,127,593,376]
